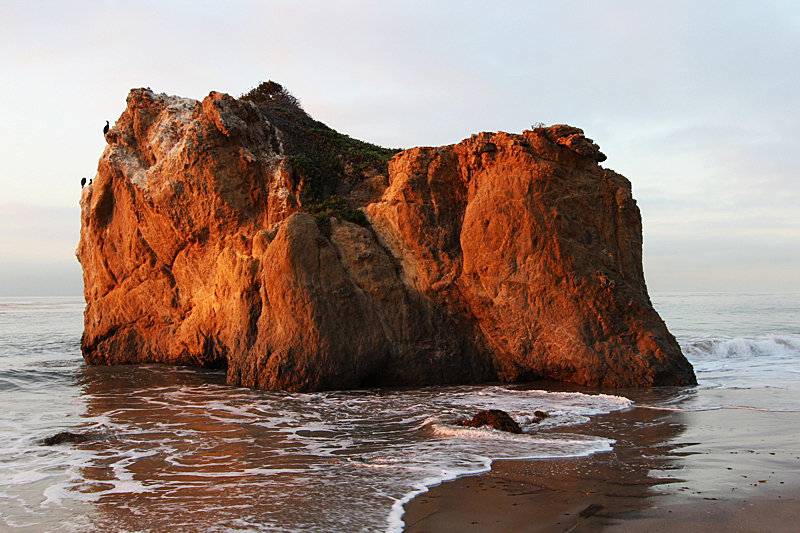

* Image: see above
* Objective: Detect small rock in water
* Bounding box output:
[532,410,549,423]
[42,431,89,446]
[453,409,522,434]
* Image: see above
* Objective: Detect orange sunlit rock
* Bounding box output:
[77,89,695,391]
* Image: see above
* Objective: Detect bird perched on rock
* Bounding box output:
[103,121,109,135]
[81,177,86,188]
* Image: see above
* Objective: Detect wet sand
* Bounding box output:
[402,389,800,532]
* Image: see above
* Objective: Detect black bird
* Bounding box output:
[103,120,109,135]
[81,177,86,188]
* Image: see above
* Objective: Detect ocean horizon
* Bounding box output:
[1,292,798,532]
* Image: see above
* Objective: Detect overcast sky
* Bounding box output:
[1,0,798,296]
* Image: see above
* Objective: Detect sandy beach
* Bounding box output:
[402,388,800,532]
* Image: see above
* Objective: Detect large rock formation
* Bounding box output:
[77,87,696,391]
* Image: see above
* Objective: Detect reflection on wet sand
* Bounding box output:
[403,395,688,532]
[76,367,623,532]
[72,367,689,533]
[75,365,319,533]
[403,386,800,533]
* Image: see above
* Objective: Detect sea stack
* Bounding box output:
[76,87,696,391]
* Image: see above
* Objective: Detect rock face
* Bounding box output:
[77,88,696,391]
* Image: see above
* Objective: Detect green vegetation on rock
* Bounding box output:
[302,195,368,226]
[240,81,400,226]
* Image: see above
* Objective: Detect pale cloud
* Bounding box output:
[0,204,81,261]
[0,261,83,297]
[1,0,799,294]
[0,204,82,296]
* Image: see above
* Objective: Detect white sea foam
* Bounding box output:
[678,333,800,392]
[1,359,633,533]
[3,294,798,532]
[682,333,800,360]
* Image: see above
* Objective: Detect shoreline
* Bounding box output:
[401,388,800,532]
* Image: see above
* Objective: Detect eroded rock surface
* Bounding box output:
[78,89,695,391]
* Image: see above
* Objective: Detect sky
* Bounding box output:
[1,0,798,296]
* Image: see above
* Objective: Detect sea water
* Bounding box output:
[0,293,797,532]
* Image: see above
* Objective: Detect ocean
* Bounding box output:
[0,293,798,532]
